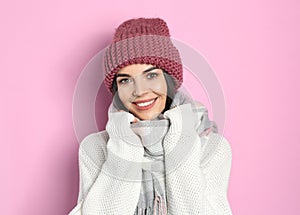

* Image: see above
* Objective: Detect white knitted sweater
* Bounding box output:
[68,103,233,215]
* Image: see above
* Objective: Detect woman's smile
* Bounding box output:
[133,97,157,109]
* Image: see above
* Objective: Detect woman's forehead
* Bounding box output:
[117,64,161,76]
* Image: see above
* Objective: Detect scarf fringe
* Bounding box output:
[135,192,167,215]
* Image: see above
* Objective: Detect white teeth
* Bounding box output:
[136,99,155,107]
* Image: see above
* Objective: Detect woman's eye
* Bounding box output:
[118,78,131,85]
[146,72,158,79]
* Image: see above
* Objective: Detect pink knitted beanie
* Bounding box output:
[103,18,183,93]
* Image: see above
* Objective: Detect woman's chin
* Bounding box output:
[133,112,160,121]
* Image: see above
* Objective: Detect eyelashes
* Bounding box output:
[118,78,131,85]
[117,72,159,85]
[146,72,158,79]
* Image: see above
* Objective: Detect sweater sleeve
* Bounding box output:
[68,112,145,215]
[199,132,233,214]
[163,104,233,214]
[68,132,107,215]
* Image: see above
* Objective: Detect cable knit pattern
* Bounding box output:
[68,97,232,215]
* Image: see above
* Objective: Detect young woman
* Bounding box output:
[69,18,233,215]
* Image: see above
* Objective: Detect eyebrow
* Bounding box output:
[116,66,158,78]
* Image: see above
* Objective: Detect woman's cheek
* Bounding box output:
[151,80,167,95]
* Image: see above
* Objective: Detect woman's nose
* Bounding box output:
[132,78,148,96]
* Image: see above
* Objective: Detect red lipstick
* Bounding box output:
[132,98,157,110]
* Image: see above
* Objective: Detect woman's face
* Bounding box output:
[116,64,168,120]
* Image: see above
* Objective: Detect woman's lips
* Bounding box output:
[133,98,157,110]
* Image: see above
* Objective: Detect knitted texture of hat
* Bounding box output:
[103,18,183,93]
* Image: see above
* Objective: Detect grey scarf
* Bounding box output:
[109,91,217,214]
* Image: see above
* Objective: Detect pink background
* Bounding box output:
[1,0,299,214]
